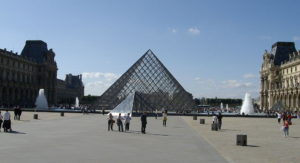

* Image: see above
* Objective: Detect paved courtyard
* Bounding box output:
[183,116,300,163]
[0,112,226,163]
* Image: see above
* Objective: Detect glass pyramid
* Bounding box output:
[98,50,194,112]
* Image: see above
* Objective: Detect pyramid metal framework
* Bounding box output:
[98,50,194,112]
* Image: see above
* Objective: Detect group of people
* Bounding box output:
[0,110,12,132]
[107,111,168,134]
[212,112,223,130]
[276,112,294,137]
[107,113,132,132]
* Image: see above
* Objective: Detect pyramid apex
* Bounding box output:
[146,49,154,55]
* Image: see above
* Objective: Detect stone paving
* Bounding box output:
[183,116,300,163]
[0,112,226,163]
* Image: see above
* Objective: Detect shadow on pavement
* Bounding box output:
[220,129,241,132]
[5,130,27,134]
[113,130,169,136]
[246,145,260,147]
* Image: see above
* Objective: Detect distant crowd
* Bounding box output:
[106,110,168,134]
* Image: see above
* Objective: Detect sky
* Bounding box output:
[1,0,300,99]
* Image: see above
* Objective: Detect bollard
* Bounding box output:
[200,119,205,124]
[61,112,64,117]
[193,115,197,120]
[211,123,218,131]
[33,114,38,119]
[236,134,247,146]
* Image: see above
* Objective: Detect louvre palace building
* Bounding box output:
[0,40,84,107]
[260,42,300,111]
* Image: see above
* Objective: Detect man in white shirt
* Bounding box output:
[3,110,11,132]
[124,113,131,132]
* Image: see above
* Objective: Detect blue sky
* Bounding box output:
[1,0,300,98]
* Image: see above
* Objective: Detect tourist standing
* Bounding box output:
[276,112,282,124]
[107,113,114,131]
[217,112,223,130]
[124,113,131,132]
[18,107,22,120]
[283,120,289,137]
[3,110,11,132]
[212,114,218,124]
[0,111,3,132]
[14,107,18,120]
[117,113,124,132]
[162,111,167,127]
[287,113,292,125]
[141,112,147,134]
[282,112,287,123]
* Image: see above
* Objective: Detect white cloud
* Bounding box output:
[84,81,113,96]
[82,72,120,95]
[168,28,177,33]
[82,72,119,81]
[188,27,200,35]
[293,36,300,41]
[222,80,253,88]
[243,73,256,79]
[194,77,201,81]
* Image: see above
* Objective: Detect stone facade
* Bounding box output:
[0,40,84,107]
[260,42,300,111]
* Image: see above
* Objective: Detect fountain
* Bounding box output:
[240,93,255,115]
[226,104,229,112]
[220,102,223,112]
[75,97,79,108]
[35,89,48,110]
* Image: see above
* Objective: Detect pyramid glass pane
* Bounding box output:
[98,50,194,112]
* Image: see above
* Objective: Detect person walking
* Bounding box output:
[3,110,11,132]
[217,112,223,130]
[283,119,289,137]
[287,113,292,125]
[117,113,124,132]
[162,111,167,127]
[276,112,282,124]
[212,114,218,124]
[14,107,17,120]
[0,111,3,132]
[124,113,131,132]
[18,107,22,120]
[141,112,147,134]
[107,113,114,131]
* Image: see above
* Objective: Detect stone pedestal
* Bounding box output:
[236,134,247,146]
[33,114,38,119]
[193,115,197,120]
[61,112,64,117]
[200,119,205,124]
[211,123,218,131]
